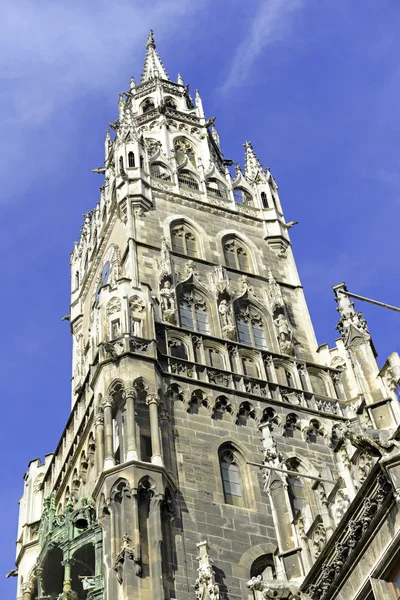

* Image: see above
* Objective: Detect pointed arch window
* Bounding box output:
[206,347,225,370]
[178,289,210,334]
[261,191,269,208]
[142,98,155,113]
[171,223,198,257]
[235,303,267,349]
[220,449,243,507]
[206,178,228,199]
[242,356,259,378]
[223,238,250,272]
[119,156,124,173]
[234,188,253,205]
[128,152,135,168]
[150,162,171,181]
[165,97,177,109]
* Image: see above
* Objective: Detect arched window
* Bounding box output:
[165,97,177,109]
[223,238,250,271]
[150,162,171,181]
[178,169,199,190]
[307,419,323,444]
[205,347,225,370]
[261,191,269,208]
[178,289,210,334]
[75,271,80,290]
[128,152,135,168]
[140,156,144,168]
[174,137,196,166]
[235,303,267,349]
[220,448,243,506]
[206,178,228,199]
[241,356,259,378]
[142,98,155,113]
[168,339,188,360]
[309,373,328,397]
[284,413,301,439]
[119,156,124,173]
[233,188,253,205]
[171,223,198,257]
[250,554,276,581]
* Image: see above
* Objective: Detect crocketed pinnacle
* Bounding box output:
[141,30,170,83]
[243,141,264,180]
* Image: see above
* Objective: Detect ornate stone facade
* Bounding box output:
[11,31,400,600]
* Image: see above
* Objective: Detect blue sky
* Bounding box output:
[1,0,400,592]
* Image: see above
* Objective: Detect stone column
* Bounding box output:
[95,414,105,473]
[149,493,164,599]
[62,558,74,593]
[22,582,35,600]
[159,407,172,473]
[123,387,138,461]
[146,394,163,467]
[102,396,115,469]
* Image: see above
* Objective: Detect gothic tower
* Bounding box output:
[13,31,400,600]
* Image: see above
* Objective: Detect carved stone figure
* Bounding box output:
[247,575,300,599]
[160,281,175,311]
[337,421,400,456]
[274,312,293,354]
[218,299,233,328]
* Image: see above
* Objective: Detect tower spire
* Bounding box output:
[141,30,170,83]
[243,140,264,180]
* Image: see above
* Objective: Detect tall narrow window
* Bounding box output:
[223,238,250,272]
[261,191,269,208]
[128,152,135,168]
[75,271,80,290]
[119,156,124,173]
[171,223,198,257]
[220,449,243,507]
[179,290,210,334]
[236,303,267,349]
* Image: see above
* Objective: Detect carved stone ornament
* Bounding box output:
[194,541,220,600]
[160,280,176,324]
[129,295,145,313]
[106,297,122,317]
[312,523,327,558]
[103,340,124,359]
[337,421,400,456]
[334,284,370,347]
[266,268,284,313]
[273,312,294,355]
[247,575,300,599]
[114,533,141,583]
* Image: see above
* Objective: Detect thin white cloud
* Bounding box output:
[0,0,208,200]
[220,0,305,93]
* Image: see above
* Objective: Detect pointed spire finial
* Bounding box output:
[147,29,156,49]
[130,76,136,92]
[177,73,184,86]
[244,140,263,180]
[141,29,170,83]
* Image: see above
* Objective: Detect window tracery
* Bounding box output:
[178,289,210,334]
[223,238,250,271]
[174,137,196,166]
[150,162,171,181]
[171,223,198,257]
[235,303,267,349]
[142,98,155,113]
[206,178,228,199]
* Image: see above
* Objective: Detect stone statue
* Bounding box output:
[218,299,233,328]
[274,313,290,342]
[78,576,95,590]
[160,281,175,311]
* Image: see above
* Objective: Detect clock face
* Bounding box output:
[94,246,115,302]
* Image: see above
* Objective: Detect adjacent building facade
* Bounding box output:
[12,31,400,600]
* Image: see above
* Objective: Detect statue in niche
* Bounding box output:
[218,299,235,340]
[160,280,176,324]
[218,299,233,328]
[274,312,293,354]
